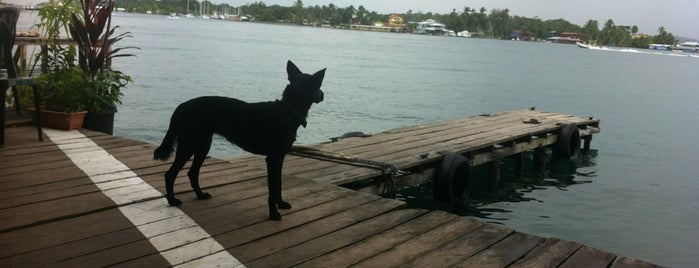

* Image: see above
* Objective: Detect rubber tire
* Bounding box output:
[554,124,581,159]
[434,153,471,202]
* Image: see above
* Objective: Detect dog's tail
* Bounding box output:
[154,117,177,161]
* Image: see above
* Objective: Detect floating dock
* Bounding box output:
[1,109,662,267]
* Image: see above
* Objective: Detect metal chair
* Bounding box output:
[1,6,43,147]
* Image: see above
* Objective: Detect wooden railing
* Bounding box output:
[13,36,75,76]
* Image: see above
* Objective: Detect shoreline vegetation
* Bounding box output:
[12,0,691,48]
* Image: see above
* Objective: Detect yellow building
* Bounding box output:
[389,14,404,30]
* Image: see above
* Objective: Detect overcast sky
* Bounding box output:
[11,0,697,38]
[220,0,698,38]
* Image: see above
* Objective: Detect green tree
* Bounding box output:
[292,0,304,24]
[631,35,653,48]
[598,19,631,46]
[581,20,600,41]
[654,26,676,45]
[488,8,510,38]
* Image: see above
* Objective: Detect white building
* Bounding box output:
[416,19,445,35]
[457,30,472,37]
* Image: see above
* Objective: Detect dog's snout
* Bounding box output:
[314,90,324,103]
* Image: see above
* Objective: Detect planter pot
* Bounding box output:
[27,108,87,130]
[83,107,117,135]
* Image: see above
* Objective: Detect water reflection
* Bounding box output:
[395,149,599,221]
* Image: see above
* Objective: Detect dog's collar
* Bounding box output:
[278,100,308,128]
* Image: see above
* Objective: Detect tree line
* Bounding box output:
[115,0,678,47]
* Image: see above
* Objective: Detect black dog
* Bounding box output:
[154,60,325,220]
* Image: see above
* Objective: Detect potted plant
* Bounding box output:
[69,0,137,134]
[32,66,89,130]
[28,0,89,130]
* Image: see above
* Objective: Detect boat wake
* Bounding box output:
[581,44,698,59]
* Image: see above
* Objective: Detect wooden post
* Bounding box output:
[583,135,592,152]
[489,159,501,192]
[533,146,546,176]
[514,153,524,180]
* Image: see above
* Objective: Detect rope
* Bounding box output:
[289,145,398,197]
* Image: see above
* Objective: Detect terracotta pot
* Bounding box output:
[27,108,87,130]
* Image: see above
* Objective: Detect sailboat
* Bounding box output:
[200,1,210,19]
[184,0,194,18]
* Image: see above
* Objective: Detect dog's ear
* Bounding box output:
[313,68,326,84]
[287,60,302,81]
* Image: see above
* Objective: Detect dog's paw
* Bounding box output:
[196,192,212,200]
[167,197,182,206]
[277,201,292,210]
[269,210,282,221]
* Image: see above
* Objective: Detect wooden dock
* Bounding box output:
[1,110,662,267]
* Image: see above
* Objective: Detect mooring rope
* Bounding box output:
[289,145,398,197]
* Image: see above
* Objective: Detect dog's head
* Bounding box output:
[283,60,325,106]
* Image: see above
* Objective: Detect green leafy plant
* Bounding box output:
[68,0,137,112]
[36,66,89,113]
[32,0,85,113]
[36,0,79,72]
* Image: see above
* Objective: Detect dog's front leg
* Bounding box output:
[266,155,292,221]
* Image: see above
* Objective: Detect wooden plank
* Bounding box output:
[610,256,660,268]
[214,191,391,249]
[182,176,343,228]
[406,223,515,267]
[1,227,154,266]
[354,215,484,267]
[0,151,70,175]
[0,190,116,232]
[0,209,134,259]
[454,232,546,268]
[509,238,582,268]
[0,176,91,202]
[0,165,88,191]
[57,247,171,268]
[298,210,458,267]
[193,182,354,236]
[0,179,105,209]
[559,245,617,268]
[243,209,427,267]
[229,196,406,263]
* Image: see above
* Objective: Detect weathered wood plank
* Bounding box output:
[298,210,458,267]
[215,191,392,249]
[1,227,154,266]
[610,256,661,268]
[559,245,617,268]
[0,190,116,232]
[0,209,134,259]
[194,181,354,236]
[454,232,546,268]
[230,196,405,263]
[244,209,427,268]
[353,215,484,267]
[406,223,514,267]
[509,238,582,268]
[53,242,171,268]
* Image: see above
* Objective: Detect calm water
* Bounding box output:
[22,12,699,266]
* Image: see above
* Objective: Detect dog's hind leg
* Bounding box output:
[188,135,213,201]
[164,139,194,206]
[266,155,292,221]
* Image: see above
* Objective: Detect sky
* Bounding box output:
[9,0,697,38]
[220,0,698,38]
